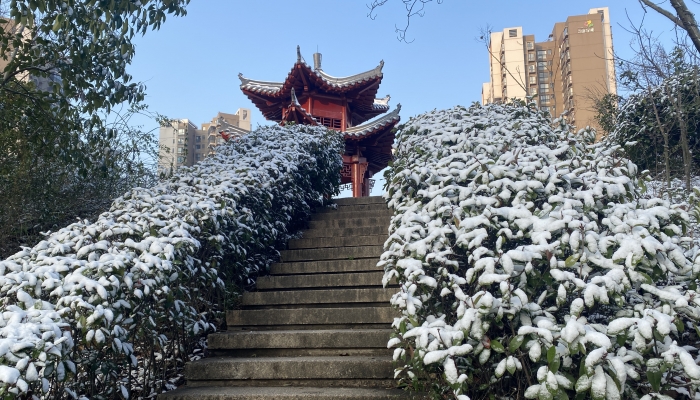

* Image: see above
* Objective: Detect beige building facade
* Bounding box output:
[482,7,616,132]
[158,108,251,172]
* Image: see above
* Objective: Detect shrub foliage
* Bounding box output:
[0,124,343,399]
[382,103,700,399]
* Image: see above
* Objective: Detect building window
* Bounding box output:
[178,128,185,135]
[539,83,549,93]
[547,49,552,56]
[508,29,517,38]
[537,61,547,71]
[526,41,534,50]
[178,147,185,154]
[537,50,547,60]
[529,76,536,84]
[178,138,185,144]
[318,117,342,130]
[541,106,550,112]
[195,144,201,150]
[177,156,185,163]
[195,154,201,161]
[530,87,537,95]
[196,135,201,142]
[528,65,535,73]
[528,53,535,61]
[540,94,551,103]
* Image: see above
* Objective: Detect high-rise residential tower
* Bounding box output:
[482,7,616,133]
[158,108,251,172]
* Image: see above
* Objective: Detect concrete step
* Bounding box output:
[159,386,417,400]
[309,217,390,230]
[184,356,396,388]
[288,235,386,249]
[333,196,386,206]
[226,307,394,328]
[256,272,385,290]
[270,259,382,275]
[242,288,393,307]
[312,210,392,221]
[207,329,392,357]
[301,225,388,239]
[280,246,383,262]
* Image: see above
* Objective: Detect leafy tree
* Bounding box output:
[590,93,622,137]
[606,45,700,191]
[0,0,190,258]
[0,83,162,258]
[0,0,189,115]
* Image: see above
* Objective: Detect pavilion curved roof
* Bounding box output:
[239,48,389,125]
[239,61,383,94]
[345,104,401,140]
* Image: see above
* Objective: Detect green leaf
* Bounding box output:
[616,334,627,347]
[549,354,561,373]
[637,272,653,284]
[52,15,61,32]
[565,254,579,268]
[647,370,662,392]
[547,345,556,364]
[491,339,505,353]
[674,318,684,333]
[508,335,524,353]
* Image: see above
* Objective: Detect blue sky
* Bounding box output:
[128,0,687,196]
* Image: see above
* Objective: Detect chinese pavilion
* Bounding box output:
[238,46,400,197]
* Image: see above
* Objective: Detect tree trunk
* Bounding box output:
[649,88,672,190]
[673,86,693,189]
[670,0,700,56]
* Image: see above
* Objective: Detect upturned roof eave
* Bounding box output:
[239,58,384,98]
[345,104,401,140]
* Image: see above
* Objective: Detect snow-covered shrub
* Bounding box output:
[0,124,343,399]
[382,103,700,400]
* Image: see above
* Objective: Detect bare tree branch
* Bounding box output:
[640,0,685,27]
[639,0,700,55]
[367,0,442,43]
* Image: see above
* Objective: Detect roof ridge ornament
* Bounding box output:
[313,52,322,70]
[374,95,391,105]
[238,73,249,85]
[290,87,300,106]
[296,45,301,63]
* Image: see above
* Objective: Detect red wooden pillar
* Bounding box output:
[350,154,368,198]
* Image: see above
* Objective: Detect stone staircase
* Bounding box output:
[160,196,416,400]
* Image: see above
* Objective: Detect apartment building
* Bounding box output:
[482,7,616,132]
[158,108,251,172]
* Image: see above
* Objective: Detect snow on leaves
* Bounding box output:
[0,124,343,399]
[382,103,700,399]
